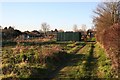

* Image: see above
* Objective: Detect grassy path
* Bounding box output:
[47,42,86,79]
[51,42,112,79]
[52,43,97,79]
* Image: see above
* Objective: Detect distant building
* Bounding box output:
[57,32,81,41]
[15,31,43,40]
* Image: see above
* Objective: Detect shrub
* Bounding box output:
[97,23,120,77]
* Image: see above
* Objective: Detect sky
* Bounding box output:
[0,2,99,31]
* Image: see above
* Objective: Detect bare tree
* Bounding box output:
[93,1,119,43]
[81,24,87,31]
[41,23,50,32]
[41,23,50,36]
[73,24,78,32]
[39,29,43,33]
[93,1,119,31]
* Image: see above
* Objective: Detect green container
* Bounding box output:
[57,32,81,41]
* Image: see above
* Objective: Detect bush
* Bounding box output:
[96,23,120,78]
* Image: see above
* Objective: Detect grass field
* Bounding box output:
[1,41,114,79]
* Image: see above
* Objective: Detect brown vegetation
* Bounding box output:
[101,23,120,77]
[93,1,119,77]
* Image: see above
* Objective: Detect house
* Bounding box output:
[15,30,43,40]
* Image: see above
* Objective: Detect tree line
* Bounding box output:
[93,1,119,78]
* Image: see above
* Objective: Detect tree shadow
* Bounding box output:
[49,53,86,79]
[83,43,98,79]
[27,52,86,80]
[24,43,98,79]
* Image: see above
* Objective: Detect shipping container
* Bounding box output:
[57,32,81,41]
